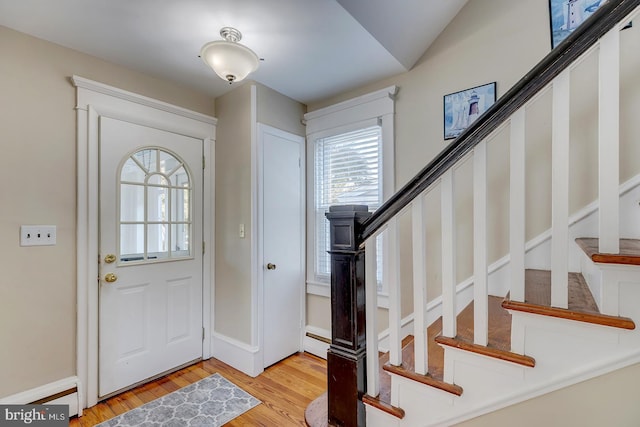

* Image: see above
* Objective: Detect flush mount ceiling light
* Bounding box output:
[200,27,259,84]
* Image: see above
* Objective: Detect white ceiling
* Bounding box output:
[0,0,467,104]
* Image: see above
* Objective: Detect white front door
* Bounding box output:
[260,124,304,368]
[98,117,204,397]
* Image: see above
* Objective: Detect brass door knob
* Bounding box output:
[266,263,276,270]
[104,273,118,283]
[104,254,116,264]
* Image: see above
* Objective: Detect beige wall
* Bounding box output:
[214,83,253,343]
[255,82,306,136]
[215,83,305,344]
[0,25,214,398]
[457,362,640,426]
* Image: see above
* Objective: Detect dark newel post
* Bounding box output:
[325,205,371,427]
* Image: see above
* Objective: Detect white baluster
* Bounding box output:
[387,217,402,366]
[365,237,379,397]
[473,141,488,346]
[551,70,570,309]
[441,170,457,337]
[510,109,526,303]
[412,197,428,375]
[598,27,620,254]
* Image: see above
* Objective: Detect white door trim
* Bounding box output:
[72,76,216,409]
[256,122,306,367]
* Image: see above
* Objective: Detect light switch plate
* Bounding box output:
[20,225,57,246]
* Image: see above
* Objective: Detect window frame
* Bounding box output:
[117,146,194,265]
[312,123,383,285]
[304,86,396,307]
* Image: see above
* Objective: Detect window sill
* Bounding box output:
[306,281,389,309]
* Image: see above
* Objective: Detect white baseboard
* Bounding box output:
[0,376,81,417]
[211,332,263,377]
[304,326,330,359]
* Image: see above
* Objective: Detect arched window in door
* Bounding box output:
[118,147,192,263]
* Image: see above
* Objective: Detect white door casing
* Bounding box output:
[98,117,203,397]
[73,76,216,408]
[258,124,305,368]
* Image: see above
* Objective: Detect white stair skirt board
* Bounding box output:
[0,376,81,418]
[211,332,262,377]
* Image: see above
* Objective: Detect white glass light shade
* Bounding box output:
[200,40,259,83]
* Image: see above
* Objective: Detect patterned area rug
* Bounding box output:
[96,373,261,426]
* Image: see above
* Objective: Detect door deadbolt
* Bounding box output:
[104,254,116,264]
[266,263,277,270]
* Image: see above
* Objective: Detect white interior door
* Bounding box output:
[261,124,305,368]
[99,116,203,397]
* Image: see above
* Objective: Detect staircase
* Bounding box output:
[306,1,640,426]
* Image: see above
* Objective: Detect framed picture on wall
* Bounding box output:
[443,82,496,140]
[548,0,607,49]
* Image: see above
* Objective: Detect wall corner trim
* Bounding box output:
[211,332,263,377]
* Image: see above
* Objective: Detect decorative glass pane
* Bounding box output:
[121,158,146,183]
[147,174,168,187]
[147,181,168,222]
[160,150,181,175]
[134,149,157,173]
[171,188,190,222]
[120,224,144,262]
[118,148,192,264]
[172,224,190,257]
[147,224,169,260]
[171,166,189,188]
[120,184,144,222]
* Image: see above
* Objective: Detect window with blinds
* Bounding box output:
[314,125,383,283]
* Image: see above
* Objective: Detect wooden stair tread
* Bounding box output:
[455,296,512,352]
[524,269,599,313]
[362,394,405,419]
[502,269,635,330]
[434,336,535,367]
[435,295,534,366]
[576,237,640,266]
[383,363,463,395]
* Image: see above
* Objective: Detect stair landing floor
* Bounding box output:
[576,238,640,266]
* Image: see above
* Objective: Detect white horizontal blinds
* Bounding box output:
[315,126,382,280]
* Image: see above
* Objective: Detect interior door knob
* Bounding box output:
[104,273,118,283]
[266,263,276,270]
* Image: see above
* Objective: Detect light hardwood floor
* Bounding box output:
[71,352,327,426]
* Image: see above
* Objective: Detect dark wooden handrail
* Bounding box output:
[360,0,639,243]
